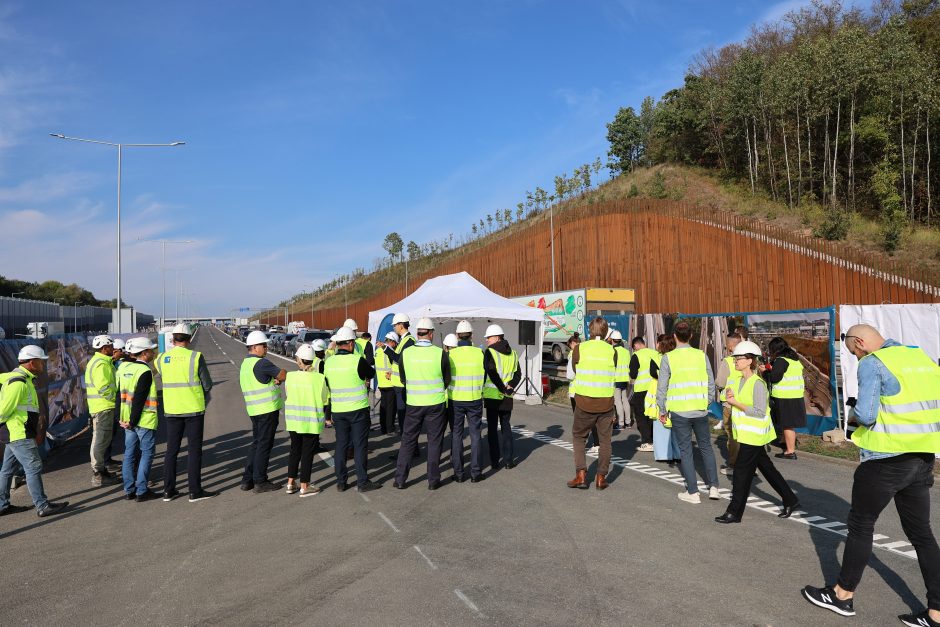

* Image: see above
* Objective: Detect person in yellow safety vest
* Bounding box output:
[239,330,286,494]
[86,334,120,487]
[452,320,486,482]
[646,334,680,465]
[344,318,376,365]
[156,322,216,503]
[375,332,399,435]
[766,336,807,460]
[324,325,380,493]
[656,320,720,505]
[392,317,452,490]
[0,345,68,517]
[117,337,162,502]
[715,328,748,476]
[386,313,415,435]
[802,324,940,626]
[311,339,329,374]
[715,340,799,525]
[609,330,633,432]
[629,336,657,453]
[111,338,128,368]
[441,333,459,470]
[283,344,331,497]
[567,317,617,491]
[482,323,520,471]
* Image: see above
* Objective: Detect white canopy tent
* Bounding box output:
[368,271,545,403]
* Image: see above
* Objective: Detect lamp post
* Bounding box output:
[168,268,191,324]
[74,302,83,334]
[303,283,318,328]
[50,133,185,333]
[549,204,556,292]
[138,238,193,327]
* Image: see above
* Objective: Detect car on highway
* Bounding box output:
[285,329,331,358]
[268,332,283,351]
[275,333,297,355]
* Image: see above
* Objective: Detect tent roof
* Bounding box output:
[368,272,542,326]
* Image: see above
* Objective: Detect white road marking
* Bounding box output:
[229,359,235,366]
[377,512,400,533]
[317,452,335,467]
[359,492,370,502]
[454,589,484,618]
[414,545,438,570]
[512,426,919,561]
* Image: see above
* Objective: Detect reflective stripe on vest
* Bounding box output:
[156,346,206,415]
[665,348,709,412]
[730,375,776,446]
[851,346,940,454]
[403,344,446,406]
[375,348,394,389]
[483,347,518,400]
[84,352,116,413]
[239,356,283,416]
[118,361,158,430]
[719,355,743,402]
[770,357,805,399]
[632,348,657,392]
[392,335,414,387]
[284,370,328,434]
[449,346,485,402]
[614,346,631,383]
[572,340,615,398]
[324,353,369,412]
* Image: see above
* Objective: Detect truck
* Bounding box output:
[26,321,65,339]
[287,320,307,334]
[510,288,635,363]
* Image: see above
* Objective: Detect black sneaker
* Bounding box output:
[253,481,281,494]
[899,610,940,627]
[189,490,218,502]
[125,492,136,501]
[357,480,381,493]
[801,585,855,617]
[239,481,254,491]
[36,501,69,517]
[0,504,29,516]
[162,490,179,502]
[136,491,159,503]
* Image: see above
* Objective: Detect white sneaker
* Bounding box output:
[678,491,701,504]
[587,446,600,454]
[709,486,721,500]
[637,443,654,452]
[720,466,734,476]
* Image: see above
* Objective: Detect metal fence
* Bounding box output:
[1,296,153,337]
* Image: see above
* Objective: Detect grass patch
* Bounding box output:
[795,434,859,462]
[545,382,570,406]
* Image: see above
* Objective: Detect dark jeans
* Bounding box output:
[670,412,719,494]
[287,432,320,484]
[242,410,279,485]
[395,387,407,433]
[837,453,940,610]
[454,400,484,478]
[163,414,205,494]
[395,403,446,486]
[484,399,513,466]
[379,387,397,434]
[447,401,468,479]
[333,408,370,486]
[631,391,654,444]
[726,443,798,518]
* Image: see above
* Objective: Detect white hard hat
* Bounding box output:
[332,326,357,342]
[18,345,48,361]
[392,313,410,325]
[610,330,623,341]
[416,317,434,331]
[296,344,316,361]
[311,339,328,352]
[343,318,358,331]
[126,337,157,354]
[384,331,399,343]
[92,334,114,349]
[443,333,458,348]
[456,320,473,334]
[112,338,126,350]
[604,328,613,340]
[171,323,191,335]
[484,324,504,338]
[246,330,268,346]
[733,341,763,357]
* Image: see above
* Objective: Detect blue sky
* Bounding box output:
[0,0,811,317]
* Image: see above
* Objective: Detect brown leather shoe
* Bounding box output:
[566,469,589,489]
[595,473,609,491]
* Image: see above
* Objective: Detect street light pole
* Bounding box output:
[549,204,556,292]
[50,133,185,333]
[138,238,193,327]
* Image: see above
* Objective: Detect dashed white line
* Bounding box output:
[413,545,438,570]
[377,512,400,533]
[317,452,335,467]
[229,359,235,366]
[454,589,484,618]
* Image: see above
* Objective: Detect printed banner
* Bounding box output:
[512,289,585,342]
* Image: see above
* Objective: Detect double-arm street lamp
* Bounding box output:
[50,133,185,333]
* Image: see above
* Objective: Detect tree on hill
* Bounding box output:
[382,232,404,262]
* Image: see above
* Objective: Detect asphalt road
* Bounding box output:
[2,324,937,626]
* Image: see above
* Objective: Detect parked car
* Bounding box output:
[268,332,283,351]
[285,329,332,358]
[276,333,297,355]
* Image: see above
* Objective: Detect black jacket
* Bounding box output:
[483,339,522,410]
